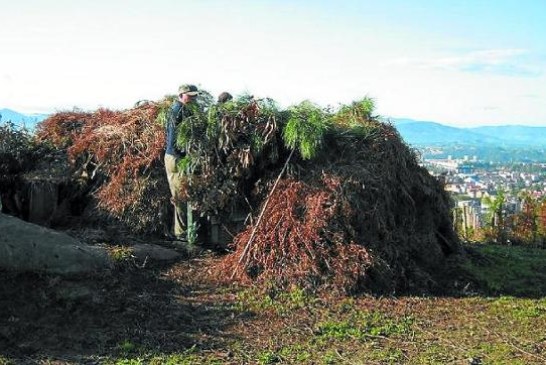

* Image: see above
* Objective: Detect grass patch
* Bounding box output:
[117,339,138,354]
[415,343,459,364]
[107,346,225,365]
[367,346,406,364]
[278,345,312,363]
[0,357,13,365]
[114,359,144,365]
[257,350,281,364]
[108,245,134,262]
[462,244,546,296]
[322,350,339,364]
[316,312,414,340]
[149,353,223,365]
[236,286,315,315]
[490,296,546,320]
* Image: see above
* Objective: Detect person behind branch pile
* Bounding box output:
[217,91,233,104]
[164,84,201,252]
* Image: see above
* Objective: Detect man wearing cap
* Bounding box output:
[164,84,199,248]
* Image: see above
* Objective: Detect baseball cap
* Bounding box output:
[178,84,199,96]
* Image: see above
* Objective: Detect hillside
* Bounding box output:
[0,108,49,129]
[390,120,500,145]
[389,118,546,147]
[470,125,546,146]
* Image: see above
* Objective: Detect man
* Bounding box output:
[164,84,200,249]
[217,91,233,103]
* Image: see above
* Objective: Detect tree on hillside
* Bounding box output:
[511,191,539,245]
[482,190,508,244]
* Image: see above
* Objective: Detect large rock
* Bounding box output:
[0,213,114,275]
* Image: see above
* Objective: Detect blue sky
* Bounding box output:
[1,0,545,126]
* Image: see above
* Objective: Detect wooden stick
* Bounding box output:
[230,148,295,279]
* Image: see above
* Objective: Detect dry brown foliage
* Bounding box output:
[218,121,459,294]
[220,177,373,293]
[36,103,170,232]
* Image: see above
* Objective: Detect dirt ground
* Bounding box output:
[0,253,239,363]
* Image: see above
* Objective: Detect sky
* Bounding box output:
[1,0,545,127]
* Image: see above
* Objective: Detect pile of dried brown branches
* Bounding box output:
[220,177,373,291]
[30,93,458,294]
[218,118,459,295]
[35,103,170,232]
[32,96,283,233]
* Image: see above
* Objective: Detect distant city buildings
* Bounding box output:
[423,156,546,232]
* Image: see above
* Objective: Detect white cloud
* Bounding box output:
[392,49,541,77]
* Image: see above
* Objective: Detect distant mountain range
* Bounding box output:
[388,118,546,147]
[0,108,49,129]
